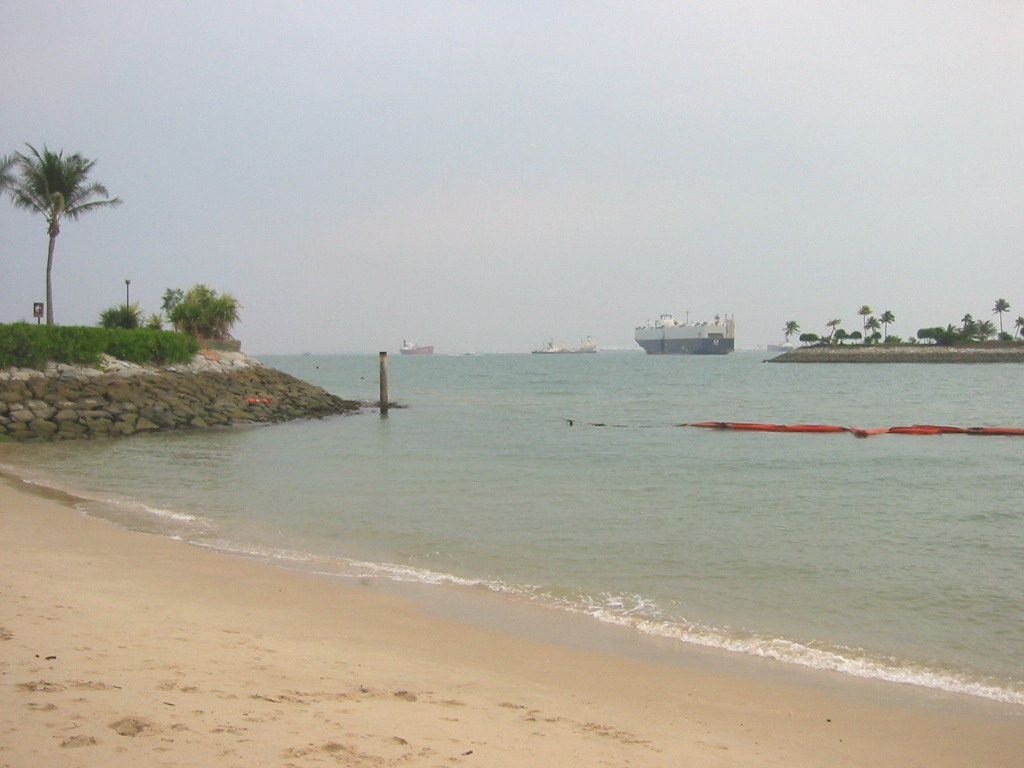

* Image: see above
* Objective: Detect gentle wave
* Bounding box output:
[189,534,1024,707]
[1,463,210,531]
[6,457,1022,709]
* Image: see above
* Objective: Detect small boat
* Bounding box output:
[400,340,434,355]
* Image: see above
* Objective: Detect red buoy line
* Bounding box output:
[566,419,1024,436]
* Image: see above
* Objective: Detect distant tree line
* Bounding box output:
[784,300,1023,347]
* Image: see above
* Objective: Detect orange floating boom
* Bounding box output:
[780,424,849,433]
[851,428,890,438]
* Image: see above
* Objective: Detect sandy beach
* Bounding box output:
[1,475,1021,767]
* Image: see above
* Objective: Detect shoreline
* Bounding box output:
[1,473,1021,766]
[766,344,1024,363]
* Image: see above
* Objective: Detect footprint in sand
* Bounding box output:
[109,717,150,737]
[60,735,97,748]
[17,681,66,692]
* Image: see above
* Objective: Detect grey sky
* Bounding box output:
[2,2,1022,352]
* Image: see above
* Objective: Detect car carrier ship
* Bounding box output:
[634,314,735,355]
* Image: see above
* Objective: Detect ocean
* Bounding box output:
[4,350,1023,706]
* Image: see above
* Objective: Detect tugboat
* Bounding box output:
[399,340,434,355]
[634,314,734,354]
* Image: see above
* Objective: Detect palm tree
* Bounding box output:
[993,298,1011,335]
[974,319,997,342]
[0,154,14,192]
[879,310,895,340]
[960,314,976,341]
[6,144,121,325]
[1015,316,1024,340]
[865,316,881,342]
[167,284,241,340]
[857,305,872,338]
[825,318,842,344]
[783,320,800,343]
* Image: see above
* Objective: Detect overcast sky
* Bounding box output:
[2,2,1022,352]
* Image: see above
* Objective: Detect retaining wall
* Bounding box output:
[0,351,361,442]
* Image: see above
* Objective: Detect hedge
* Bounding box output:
[0,323,200,369]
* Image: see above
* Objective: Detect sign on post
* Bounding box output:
[32,302,44,324]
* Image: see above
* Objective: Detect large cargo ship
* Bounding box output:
[635,314,735,355]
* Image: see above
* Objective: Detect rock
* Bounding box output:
[0,352,361,442]
[58,421,88,438]
[28,401,56,420]
[29,419,58,438]
[83,417,113,435]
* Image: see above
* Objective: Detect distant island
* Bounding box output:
[771,301,1024,362]
[767,345,1024,364]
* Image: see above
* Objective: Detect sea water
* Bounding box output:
[4,351,1023,705]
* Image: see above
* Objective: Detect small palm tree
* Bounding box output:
[825,318,842,344]
[974,319,997,342]
[865,316,881,342]
[960,314,977,341]
[783,320,800,343]
[879,310,895,340]
[99,302,143,329]
[857,305,872,337]
[1015,316,1024,340]
[6,144,122,325]
[167,284,241,340]
[993,298,1011,335]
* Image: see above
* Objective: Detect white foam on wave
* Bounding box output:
[0,461,209,531]
[290,553,1024,707]
[98,526,1024,710]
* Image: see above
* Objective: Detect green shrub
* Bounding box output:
[165,284,241,340]
[0,323,199,369]
[99,302,143,329]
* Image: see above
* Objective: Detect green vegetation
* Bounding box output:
[792,299,1022,348]
[0,323,198,369]
[3,144,121,325]
[99,302,144,329]
[163,284,241,340]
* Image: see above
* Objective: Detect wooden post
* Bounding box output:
[379,351,389,415]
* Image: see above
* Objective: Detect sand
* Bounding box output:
[1,476,1021,767]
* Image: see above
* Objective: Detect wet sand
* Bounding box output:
[1,476,1021,767]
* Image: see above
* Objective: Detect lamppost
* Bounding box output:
[125,279,131,306]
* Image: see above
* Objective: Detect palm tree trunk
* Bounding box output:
[45,231,57,325]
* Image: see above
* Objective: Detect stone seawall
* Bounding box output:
[766,345,1024,363]
[0,351,361,442]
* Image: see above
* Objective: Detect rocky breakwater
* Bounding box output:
[0,351,361,442]
[766,345,1024,363]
